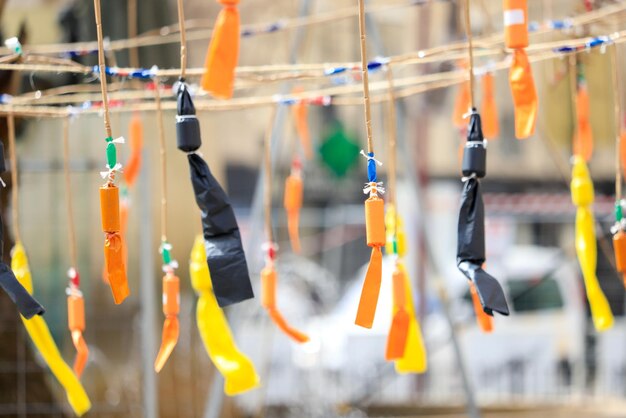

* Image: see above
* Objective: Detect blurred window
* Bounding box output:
[507,277,564,312]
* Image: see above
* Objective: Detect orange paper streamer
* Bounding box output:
[261,264,309,343]
[470,281,493,333]
[509,49,537,139]
[103,234,129,304]
[67,292,88,378]
[574,85,593,161]
[123,113,143,186]
[292,92,313,159]
[453,81,471,128]
[284,161,303,254]
[385,265,410,360]
[155,273,180,372]
[201,0,240,99]
[481,72,499,139]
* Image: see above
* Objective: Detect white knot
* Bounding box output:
[4,37,22,55]
[100,162,123,179]
[360,150,383,166]
[162,260,179,273]
[65,286,83,297]
[461,172,477,182]
[363,181,385,196]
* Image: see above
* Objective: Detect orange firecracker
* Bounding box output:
[481,72,499,139]
[100,184,129,304]
[385,266,410,360]
[154,272,180,372]
[574,85,593,161]
[284,160,303,253]
[504,0,537,139]
[261,259,309,344]
[124,113,143,186]
[67,268,89,378]
[201,0,241,99]
[355,193,385,329]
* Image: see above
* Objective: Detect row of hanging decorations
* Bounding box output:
[0,0,624,416]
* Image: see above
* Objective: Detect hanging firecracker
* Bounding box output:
[504,0,538,139]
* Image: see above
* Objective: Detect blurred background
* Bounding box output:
[1,0,626,417]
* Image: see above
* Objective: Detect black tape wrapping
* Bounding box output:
[0,214,44,318]
[187,153,254,307]
[176,83,202,152]
[456,177,509,316]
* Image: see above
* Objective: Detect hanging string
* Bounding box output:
[153,76,168,242]
[568,52,579,155]
[128,0,139,69]
[611,42,622,201]
[264,106,278,243]
[177,0,187,80]
[7,114,21,244]
[463,0,475,108]
[357,0,374,154]
[94,0,112,139]
[62,117,78,269]
[386,65,398,238]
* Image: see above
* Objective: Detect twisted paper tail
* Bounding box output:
[284,173,303,253]
[394,263,427,374]
[292,97,313,159]
[574,85,593,161]
[355,246,383,329]
[571,156,613,331]
[191,236,260,395]
[123,112,143,186]
[575,208,614,331]
[385,265,410,361]
[154,317,180,372]
[104,233,129,304]
[201,0,240,98]
[12,244,91,416]
[155,274,180,372]
[509,49,537,139]
[481,72,499,139]
[470,281,493,333]
[261,265,310,343]
[71,330,89,379]
[68,293,89,378]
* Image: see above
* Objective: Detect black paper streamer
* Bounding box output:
[0,212,45,319]
[456,112,509,316]
[177,82,254,307]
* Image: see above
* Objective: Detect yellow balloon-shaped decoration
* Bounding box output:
[190,236,260,395]
[570,157,614,332]
[12,243,91,416]
[393,262,427,373]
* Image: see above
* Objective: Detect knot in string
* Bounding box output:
[461,172,477,183]
[363,181,385,197]
[262,241,278,265]
[100,162,122,180]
